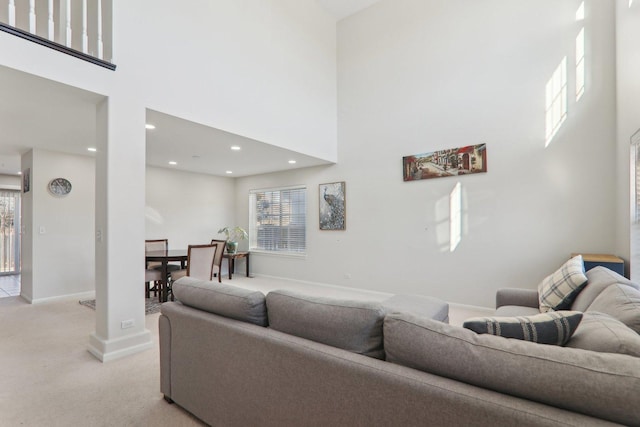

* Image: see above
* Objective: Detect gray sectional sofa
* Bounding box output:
[159,270,640,426]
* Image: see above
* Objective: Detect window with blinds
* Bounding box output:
[249,186,306,254]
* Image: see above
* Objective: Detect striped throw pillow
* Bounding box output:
[463,311,583,346]
[538,255,588,312]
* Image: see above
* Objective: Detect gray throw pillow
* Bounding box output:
[463,311,582,346]
[587,284,640,334]
[566,312,640,357]
[172,277,267,326]
[538,255,588,312]
[266,290,385,359]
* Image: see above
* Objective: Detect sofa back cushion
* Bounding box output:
[172,277,268,326]
[571,266,639,312]
[586,284,640,334]
[384,313,640,425]
[266,290,385,359]
[566,312,640,357]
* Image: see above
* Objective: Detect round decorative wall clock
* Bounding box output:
[48,178,72,196]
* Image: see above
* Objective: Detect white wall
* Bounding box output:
[16,152,234,299]
[1,0,337,359]
[616,0,640,280]
[237,0,618,308]
[1,1,337,162]
[21,149,95,302]
[0,174,20,190]
[145,166,236,249]
[117,0,337,161]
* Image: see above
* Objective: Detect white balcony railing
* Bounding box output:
[1,0,112,68]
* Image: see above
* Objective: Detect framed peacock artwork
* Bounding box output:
[319,182,346,230]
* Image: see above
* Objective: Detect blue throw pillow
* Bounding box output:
[463,311,583,346]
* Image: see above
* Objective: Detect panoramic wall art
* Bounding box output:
[403,143,487,182]
[319,182,346,230]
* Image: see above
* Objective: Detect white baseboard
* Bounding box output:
[24,290,96,305]
[252,273,394,298]
[88,330,153,363]
[449,302,494,315]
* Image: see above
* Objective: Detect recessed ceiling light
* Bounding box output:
[288,160,297,164]
[168,161,177,165]
[230,146,241,151]
[226,171,233,174]
[87,147,97,152]
[145,124,156,130]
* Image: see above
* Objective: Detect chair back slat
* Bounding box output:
[210,239,227,273]
[186,243,220,281]
[145,239,168,252]
[146,239,169,269]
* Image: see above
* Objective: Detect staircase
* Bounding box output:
[0,0,114,70]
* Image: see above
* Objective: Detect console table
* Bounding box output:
[223,252,250,279]
[572,253,625,276]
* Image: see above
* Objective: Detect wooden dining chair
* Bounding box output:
[210,239,227,282]
[145,239,180,299]
[170,243,221,283]
[145,239,181,271]
[145,268,162,299]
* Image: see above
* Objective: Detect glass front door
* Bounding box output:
[0,190,20,275]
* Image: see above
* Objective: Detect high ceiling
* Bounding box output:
[315,0,382,20]
[0,1,384,177]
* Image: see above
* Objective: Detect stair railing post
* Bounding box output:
[82,0,88,53]
[97,0,103,59]
[65,0,72,47]
[47,0,54,41]
[8,0,15,26]
[29,0,36,33]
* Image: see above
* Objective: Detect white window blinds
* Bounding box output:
[249,186,306,254]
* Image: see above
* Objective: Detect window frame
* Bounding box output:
[249,185,307,257]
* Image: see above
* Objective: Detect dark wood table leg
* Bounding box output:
[245,253,249,277]
[227,257,233,280]
[161,261,169,303]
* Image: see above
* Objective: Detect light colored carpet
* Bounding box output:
[79,298,162,315]
[0,296,205,426]
[0,275,490,426]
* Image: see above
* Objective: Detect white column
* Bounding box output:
[90,96,151,363]
[29,0,36,33]
[47,0,54,40]
[81,0,88,53]
[97,0,104,59]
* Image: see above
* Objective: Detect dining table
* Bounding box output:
[145,249,188,302]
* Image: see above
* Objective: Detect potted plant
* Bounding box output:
[217,226,248,254]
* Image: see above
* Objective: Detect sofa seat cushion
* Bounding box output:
[266,290,385,359]
[172,277,267,326]
[587,284,640,334]
[566,312,640,357]
[384,313,640,425]
[463,311,582,346]
[538,255,588,312]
